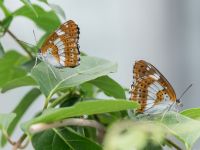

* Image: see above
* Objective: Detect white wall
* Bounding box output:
[0,0,200,149]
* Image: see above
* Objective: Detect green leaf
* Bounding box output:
[49,3,66,19]
[22,100,139,133]
[0,2,11,17]
[20,0,38,17]
[89,76,126,99]
[0,113,16,147]
[0,42,5,58]
[0,51,27,88]
[161,112,200,150]
[0,15,13,35]
[38,0,48,4]
[37,32,50,47]
[31,56,118,97]
[80,83,97,98]
[181,108,200,120]
[32,127,101,150]
[1,76,36,93]
[1,88,41,146]
[104,121,165,150]
[8,88,41,134]
[13,4,61,32]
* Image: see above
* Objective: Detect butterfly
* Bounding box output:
[129,60,190,114]
[37,20,80,68]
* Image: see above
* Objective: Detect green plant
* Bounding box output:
[0,1,200,150]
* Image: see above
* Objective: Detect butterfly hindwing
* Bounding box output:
[40,20,80,68]
[130,60,177,113]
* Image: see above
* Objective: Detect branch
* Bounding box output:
[12,134,28,150]
[6,30,34,59]
[30,118,106,142]
[2,130,15,145]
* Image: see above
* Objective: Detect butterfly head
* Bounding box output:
[176,99,183,107]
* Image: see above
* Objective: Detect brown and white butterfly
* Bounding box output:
[130,60,189,114]
[37,20,80,68]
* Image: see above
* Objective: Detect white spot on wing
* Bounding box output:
[53,38,61,45]
[59,45,65,49]
[58,49,65,55]
[60,56,66,61]
[60,60,65,66]
[56,29,65,36]
[149,74,160,80]
[56,41,63,47]
[153,81,164,91]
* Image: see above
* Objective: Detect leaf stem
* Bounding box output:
[42,97,50,110]
[48,91,70,108]
[6,29,34,59]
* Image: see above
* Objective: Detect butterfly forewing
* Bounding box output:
[40,20,80,68]
[130,60,177,113]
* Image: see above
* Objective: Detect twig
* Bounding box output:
[6,30,34,59]
[30,118,106,142]
[12,134,27,150]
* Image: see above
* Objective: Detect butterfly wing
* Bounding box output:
[130,60,177,113]
[40,20,80,68]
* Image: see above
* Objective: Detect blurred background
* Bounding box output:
[0,0,200,149]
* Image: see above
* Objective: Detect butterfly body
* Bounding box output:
[130,60,178,114]
[38,20,80,68]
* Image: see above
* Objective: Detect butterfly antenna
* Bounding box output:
[33,30,38,45]
[178,84,193,101]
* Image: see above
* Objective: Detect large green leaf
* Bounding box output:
[48,3,66,19]
[20,0,38,17]
[0,51,27,88]
[1,76,36,93]
[0,42,5,58]
[38,0,66,19]
[0,113,16,146]
[13,4,60,32]
[31,56,117,98]
[161,112,200,150]
[8,88,41,135]
[1,88,41,146]
[181,108,200,120]
[0,15,13,36]
[21,100,139,134]
[32,127,101,150]
[89,76,126,99]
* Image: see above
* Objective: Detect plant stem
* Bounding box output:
[2,130,15,145]
[29,118,106,142]
[49,91,70,108]
[12,133,27,150]
[42,97,50,110]
[165,138,182,150]
[7,30,34,59]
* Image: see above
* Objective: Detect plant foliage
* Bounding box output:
[0,1,199,150]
